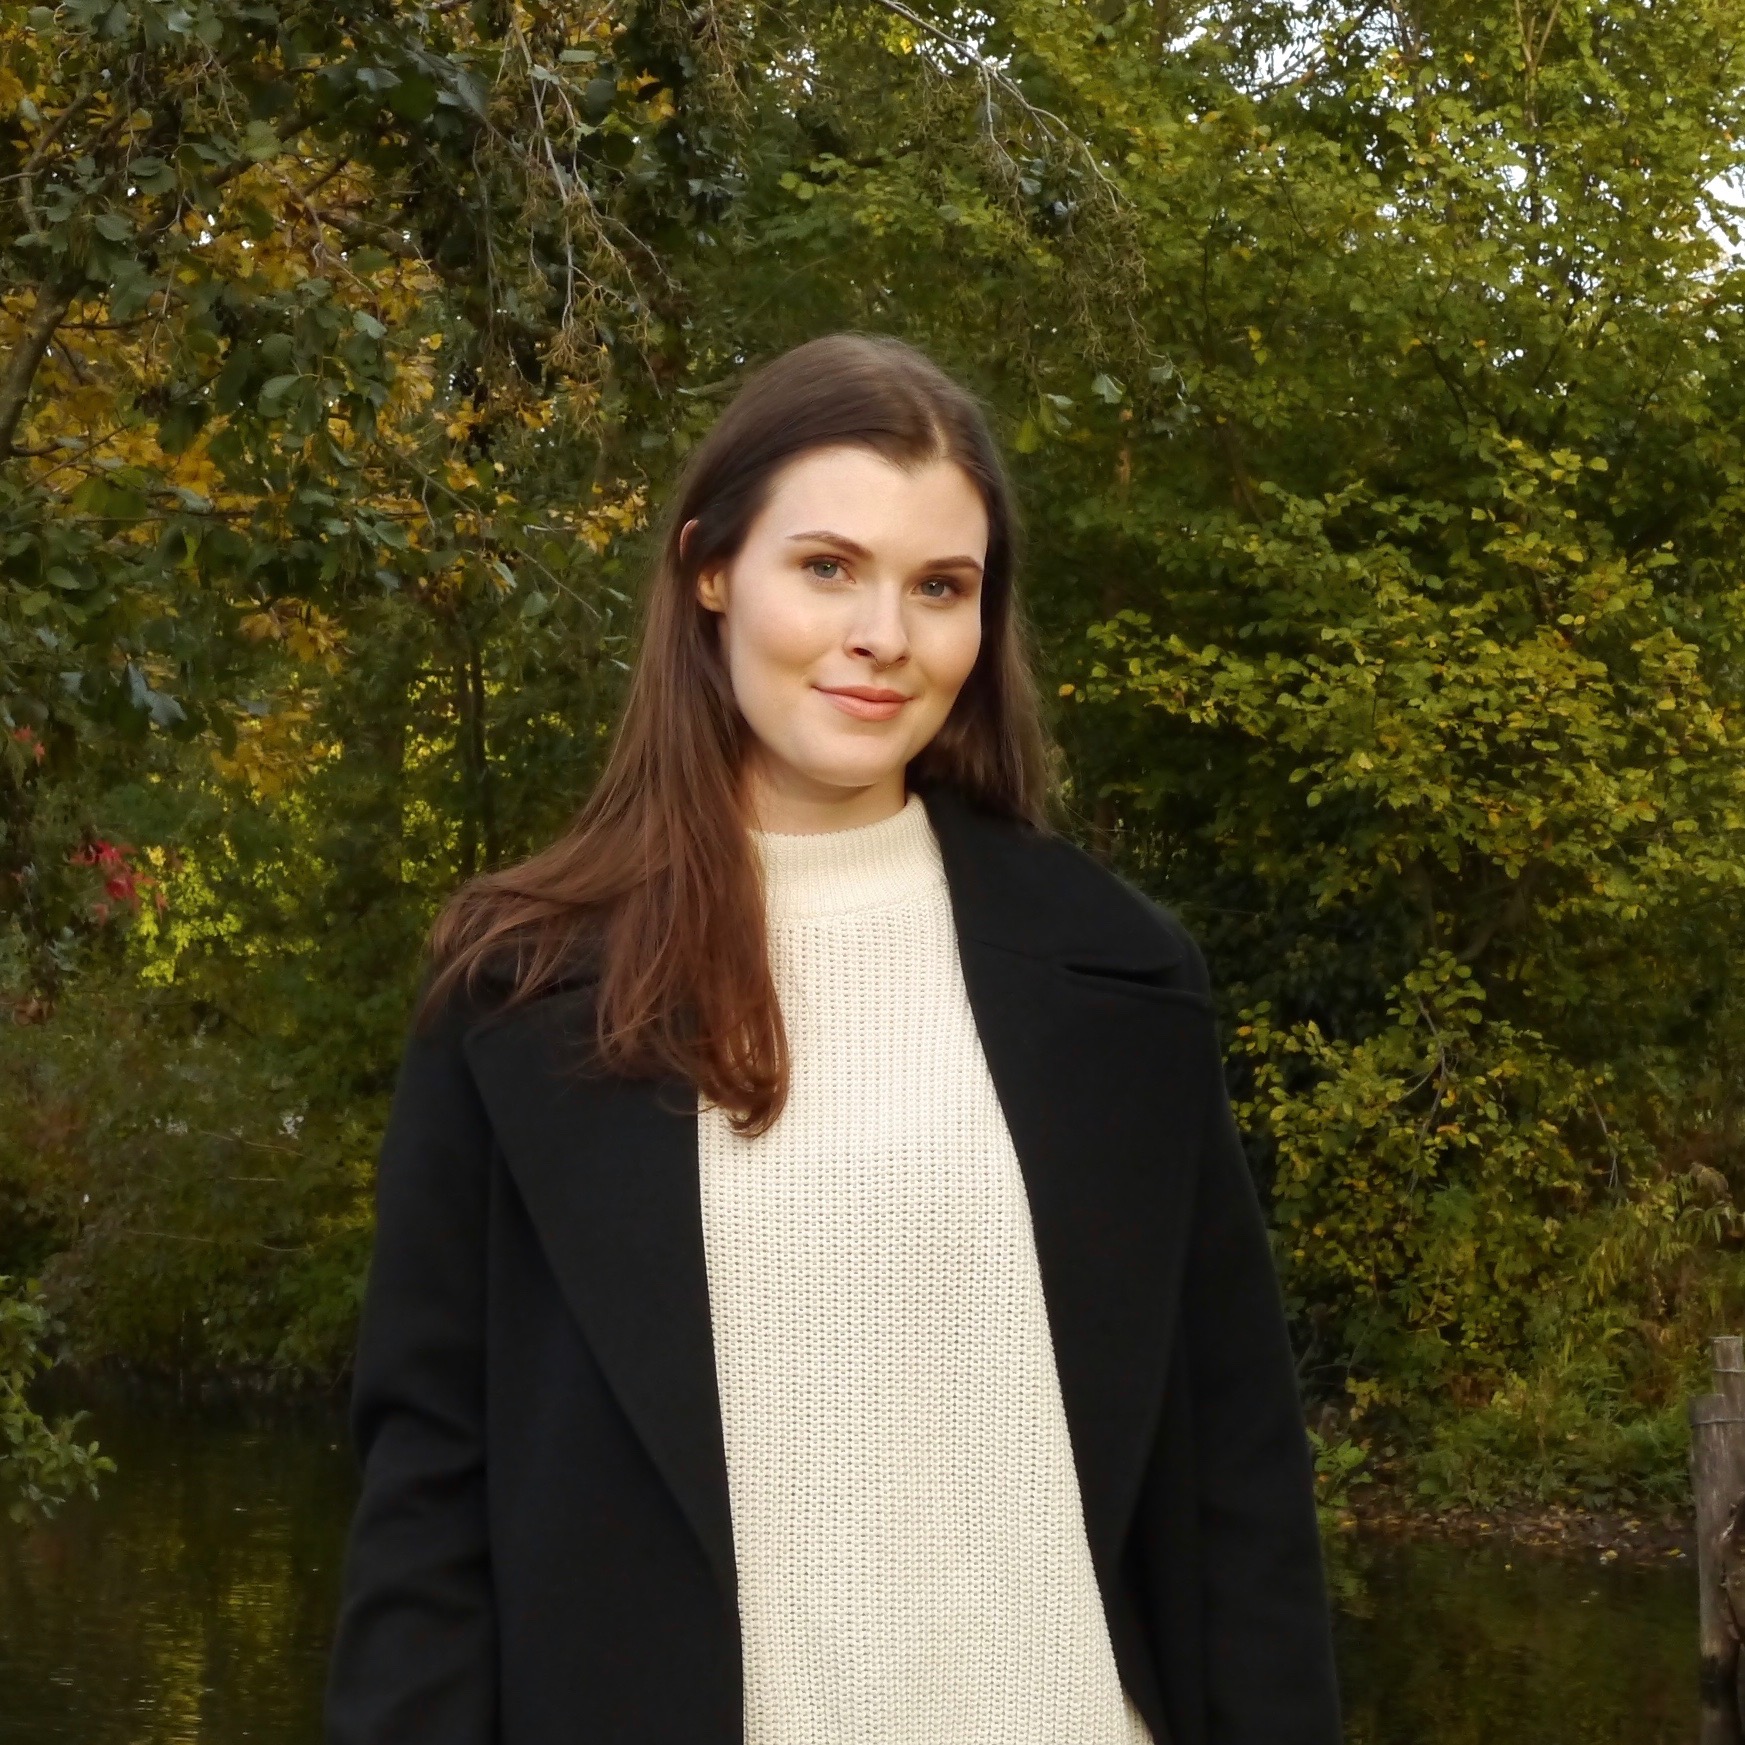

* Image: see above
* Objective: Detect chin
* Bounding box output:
[792,749,912,794]
[808,764,910,795]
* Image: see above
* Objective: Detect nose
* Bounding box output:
[847,581,910,670]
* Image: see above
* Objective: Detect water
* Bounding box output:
[1334,1536,1698,1743]
[0,1394,1700,1743]
[0,1393,351,1744]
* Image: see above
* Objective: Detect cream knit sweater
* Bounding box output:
[698,795,1154,1745]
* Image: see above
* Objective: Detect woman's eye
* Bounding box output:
[917,576,960,599]
[806,558,843,580]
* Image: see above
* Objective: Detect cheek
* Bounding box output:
[725,579,836,678]
[918,611,985,700]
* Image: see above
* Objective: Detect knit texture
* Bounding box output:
[698,794,1154,1745]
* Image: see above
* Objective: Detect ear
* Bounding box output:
[695,561,728,616]
[683,518,728,614]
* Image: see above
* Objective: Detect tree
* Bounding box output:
[4,0,1743,1506]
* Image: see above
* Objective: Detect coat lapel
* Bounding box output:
[458,786,1217,1614]
[461,987,737,1603]
[920,786,1218,1586]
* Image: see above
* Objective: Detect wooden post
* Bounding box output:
[1693,1335,1745,1743]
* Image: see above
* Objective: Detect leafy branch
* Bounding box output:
[1,1279,113,1523]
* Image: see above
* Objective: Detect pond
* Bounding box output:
[0,1391,1701,1744]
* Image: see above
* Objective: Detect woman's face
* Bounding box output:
[695,444,988,832]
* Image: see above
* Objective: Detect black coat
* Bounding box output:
[325,784,1342,1745]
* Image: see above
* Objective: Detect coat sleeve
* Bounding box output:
[325,980,498,1745]
[1174,934,1342,1744]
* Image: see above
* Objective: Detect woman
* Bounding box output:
[325,334,1340,1745]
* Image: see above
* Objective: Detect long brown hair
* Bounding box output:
[424,333,1050,1131]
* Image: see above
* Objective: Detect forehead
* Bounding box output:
[755,445,989,554]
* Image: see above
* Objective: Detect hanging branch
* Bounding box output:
[864,0,1126,205]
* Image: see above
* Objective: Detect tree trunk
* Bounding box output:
[468,637,498,869]
[0,273,81,457]
[453,653,478,882]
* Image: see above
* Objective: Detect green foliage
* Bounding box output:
[1236,954,1603,1392]
[1,960,377,1378]
[1410,1358,1691,1513]
[3,0,1744,1513]
[0,1275,113,1521]
[1308,1428,1372,1533]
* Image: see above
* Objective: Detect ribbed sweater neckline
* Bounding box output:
[751,792,944,923]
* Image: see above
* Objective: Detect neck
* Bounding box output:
[742,757,908,836]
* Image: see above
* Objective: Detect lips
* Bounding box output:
[815,685,912,722]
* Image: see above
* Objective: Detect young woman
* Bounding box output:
[325,334,1340,1745]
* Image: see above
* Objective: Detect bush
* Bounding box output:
[0,1277,113,1521]
[0,965,378,1382]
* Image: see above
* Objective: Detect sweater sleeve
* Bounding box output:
[325,980,498,1745]
[1174,934,1342,1745]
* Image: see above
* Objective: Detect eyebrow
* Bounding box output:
[785,529,984,574]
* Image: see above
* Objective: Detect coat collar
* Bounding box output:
[460,784,1218,1618]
